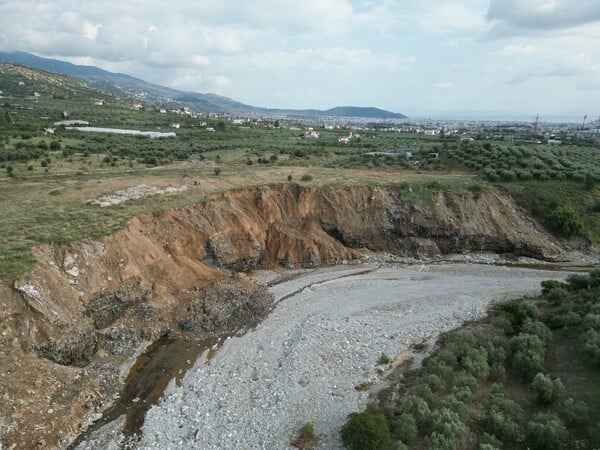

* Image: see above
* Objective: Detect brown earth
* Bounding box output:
[0,184,566,448]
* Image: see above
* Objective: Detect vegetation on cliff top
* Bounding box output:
[341,269,600,449]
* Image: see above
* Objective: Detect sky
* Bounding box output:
[0,0,599,121]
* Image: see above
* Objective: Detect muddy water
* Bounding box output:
[71,337,219,448]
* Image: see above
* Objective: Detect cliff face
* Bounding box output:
[0,184,563,448]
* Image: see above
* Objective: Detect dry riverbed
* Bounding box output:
[93,261,569,450]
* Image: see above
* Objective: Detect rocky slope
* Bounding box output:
[0,184,564,448]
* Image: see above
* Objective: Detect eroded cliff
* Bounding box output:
[0,184,564,448]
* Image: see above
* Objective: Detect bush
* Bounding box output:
[548,207,583,238]
[300,173,313,182]
[541,279,569,295]
[559,398,589,427]
[549,311,582,329]
[525,413,567,450]
[583,313,600,330]
[291,422,319,449]
[460,347,489,379]
[378,352,391,365]
[479,432,502,450]
[531,373,565,406]
[341,407,391,450]
[401,395,431,426]
[485,385,523,444]
[511,333,546,380]
[395,413,418,444]
[500,300,538,327]
[546,287,568,305]
[421,374,445,392]
[566,273,590,291]
[521,321,552,344]
[213,167,221,176]
[428,408,469,449]
[411,384,435,406]
[580,328,600,365]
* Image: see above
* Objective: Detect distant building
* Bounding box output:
[131,103,143,111]
[232,119,244,125]
[304,127,319,139]
[171,123,180,129]
[159,107,167,114]
[94,99,105,106]
[547,139,562,145]
[338,136,350,144]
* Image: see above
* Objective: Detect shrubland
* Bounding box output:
[340,269,600,449]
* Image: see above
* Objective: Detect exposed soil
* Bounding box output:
[0,184,578,448]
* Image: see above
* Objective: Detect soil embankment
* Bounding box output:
[0,184,566,448]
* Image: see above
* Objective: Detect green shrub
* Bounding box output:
[395,413,418,444]
[525,413,567,450]
[546,287,568,305]
[479,432,502,450]
[441,394,469,416]
[341,407,391,450]
[300,173,313,182]
[550,311,582,329]
[428,408,469,450]
[411,384,435,406]
[580,328,600,365]
[291,422,319,449]
[500,300,538,327]
[511,333,546,380]
[548,207,583,238]
[559,398,589,427]
[566,273,590,291]
[521,321,552,344]
[541,279,569,295]
[460,347,490,379]
[421,373,446,392]
[583,313,600,330]
[425,359,454,381]
[378,352,391,365]
[401,395,431,426]
[531,373,565,405]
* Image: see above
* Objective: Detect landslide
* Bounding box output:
[0,183,564,448]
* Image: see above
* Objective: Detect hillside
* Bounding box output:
[0,51,407,120]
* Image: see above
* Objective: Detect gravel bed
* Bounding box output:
[135,263,570,449]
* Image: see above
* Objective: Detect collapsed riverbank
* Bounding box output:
[0,184,589,448]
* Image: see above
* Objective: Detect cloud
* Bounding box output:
[487,0,600,34]
[500,44,539,56]
[435,82,456,90]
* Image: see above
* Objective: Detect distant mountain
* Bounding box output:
[322,106,406,119]
[0,51,407,120]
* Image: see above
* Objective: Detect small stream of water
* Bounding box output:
[70,337,220,448]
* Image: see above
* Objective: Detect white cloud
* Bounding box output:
[501,44,539,56]
[191,55,211,66]
[435,82,456,90]
[83,21,101,40]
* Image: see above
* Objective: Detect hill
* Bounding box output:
[0,51,407,120]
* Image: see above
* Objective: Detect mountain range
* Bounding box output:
[0,51,407,120]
